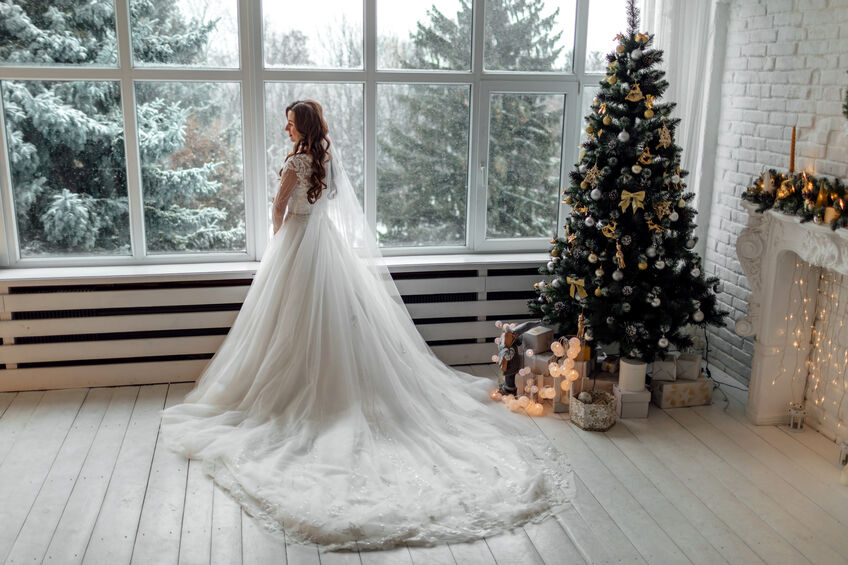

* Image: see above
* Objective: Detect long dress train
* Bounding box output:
[160,152,573,551]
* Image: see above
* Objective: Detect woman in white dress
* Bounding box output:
[161,99,572,552]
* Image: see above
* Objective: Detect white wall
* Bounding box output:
[705,0,848,383]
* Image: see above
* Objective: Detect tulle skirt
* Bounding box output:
[160,209,573,551]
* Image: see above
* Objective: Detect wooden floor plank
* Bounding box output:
[4,388,111,565]
[0,391,44,467]
[131,383,194,565]
[529,421,645,565]
[446,540,497,565]
[523,517,586,565]
[211,481,243,565]
[42,387,139,565]
[284,542,320,565]
[569,413,728,565]
[178,459,215,565]
[82,384,169,565]
[407,544,456,565]
[483,529,544,565]
[603,420,764,565]
[242,512,287,565]
[0,392,16,418]
[552,504,614,565]
[776,424,844,465]
[620,408,811,565]
[677,406,848,560]
[699,398,848,526]
[534,415,688,565]
[0,388,87,561]
[358,544,413,565]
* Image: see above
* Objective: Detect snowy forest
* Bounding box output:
[1,0,605,256]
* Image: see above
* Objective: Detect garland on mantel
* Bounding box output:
[742,170,848,231]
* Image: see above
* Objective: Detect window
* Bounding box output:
[0,0,630,267]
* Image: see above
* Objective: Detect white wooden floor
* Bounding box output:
[1,364,847,565]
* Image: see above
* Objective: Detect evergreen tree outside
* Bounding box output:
[530,1,725,362]
[377,0,585,247]
[0,0,244,256]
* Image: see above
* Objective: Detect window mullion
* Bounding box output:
[467,0,487,253]
[115,0,147,261]
[364,0,377,230]
[243,0,265,261]
[0,100,19,266]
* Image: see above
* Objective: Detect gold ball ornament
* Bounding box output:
[638,261,648,270]
[603,116,612,126]
[550,248,560,257]
[678,198,686,207]
[606,75,618,85]
[644,109,654,118]
[586,125,594,134]
[580,181,588,189]
[564,196,573,204]
[616,44,626,53]
[594,287,602,297]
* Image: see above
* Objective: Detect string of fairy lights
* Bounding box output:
[773,257,848,443]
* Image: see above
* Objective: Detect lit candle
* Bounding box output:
[790,126,796,173]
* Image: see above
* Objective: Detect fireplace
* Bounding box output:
[736,201,848,434]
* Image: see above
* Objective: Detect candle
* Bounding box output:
[790,126,796,173]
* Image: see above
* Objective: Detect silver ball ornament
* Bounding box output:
[651,297,661,307]
[692,310,705,322]
[551,278,562,288]
[631,164,642,174]
[588,253,598,263]
[590,188,602,200]
[584,216,596,227]
[612,269,624,281]
[646,246,657,258]
[547,261,555,271]
[631,48,642,60]
[669,211,679,222]
[686,239,696,249]
[671,174,681,184]
[618,131,630,142]
[655,260,665,270]
[690,267,701,277]
[658,336,669,348]
[595,267,604,277]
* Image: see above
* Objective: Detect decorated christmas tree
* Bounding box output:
[529,0,726,363]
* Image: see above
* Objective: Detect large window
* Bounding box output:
[0,0,638,267]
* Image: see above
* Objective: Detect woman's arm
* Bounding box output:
[272,167,299,234]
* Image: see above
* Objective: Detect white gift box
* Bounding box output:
[614,384,651,418]
[676,353,702,380]
[651,356,677,382]
[524,350,555,375]
[619,358,648,392]
[522,326,554,354]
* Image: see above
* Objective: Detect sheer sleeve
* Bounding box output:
[272,167,298,234]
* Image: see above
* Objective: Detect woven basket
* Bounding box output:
[569,390,616,431]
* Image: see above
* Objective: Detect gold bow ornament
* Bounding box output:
[567,277,588,299]
[619,190,646,212]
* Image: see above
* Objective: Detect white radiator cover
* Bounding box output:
[0,260,543,391]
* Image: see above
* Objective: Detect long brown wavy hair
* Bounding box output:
[284,100,331,204]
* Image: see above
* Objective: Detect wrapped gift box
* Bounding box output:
[651,356,677,382]
[569,391,616,431]
[651,375,712,408]
[600,355,620,374]
[676,353,702,380]
[524,350,554,375]
[522,325,554,354]
[614,384,650,418]
[571,371,616,396]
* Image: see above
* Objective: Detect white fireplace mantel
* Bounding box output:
[736,201,848,424]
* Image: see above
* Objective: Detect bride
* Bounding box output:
[161,99,572,551]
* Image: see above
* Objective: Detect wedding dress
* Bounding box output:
[160,149,573,551]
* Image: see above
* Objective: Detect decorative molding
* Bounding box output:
[736,202,848,424]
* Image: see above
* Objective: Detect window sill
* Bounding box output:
[0,252,548,286]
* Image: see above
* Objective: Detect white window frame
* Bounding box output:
[0,0,606,268]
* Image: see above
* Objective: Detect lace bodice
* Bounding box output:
[284,153,317,216]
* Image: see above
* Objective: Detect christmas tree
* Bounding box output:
[529,0,726,363]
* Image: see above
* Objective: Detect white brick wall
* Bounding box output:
[705,0,848,383]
